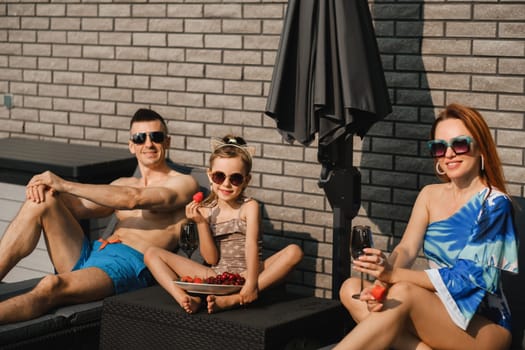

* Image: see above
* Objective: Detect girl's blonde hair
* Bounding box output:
[203,135,253,205]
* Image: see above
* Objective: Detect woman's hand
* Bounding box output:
[359,284,386,312]
[353,248,392,284]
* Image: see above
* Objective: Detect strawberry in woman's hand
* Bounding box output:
[371,285,387,301]
[193,191,204,203]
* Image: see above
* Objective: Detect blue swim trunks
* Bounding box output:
[72,237,154,294]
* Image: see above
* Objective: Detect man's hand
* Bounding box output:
[26,171,64,203]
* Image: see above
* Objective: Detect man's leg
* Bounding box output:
[0,267,114,324]
[0,193,86,280]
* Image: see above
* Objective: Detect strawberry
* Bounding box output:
[193,191,204,203]
[371,285,387,301]
[181,275,193,283]
[193,277,203,284]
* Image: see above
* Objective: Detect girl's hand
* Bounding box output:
[239,283,258,305]
[353,248,392,283]
[185,201,206,223]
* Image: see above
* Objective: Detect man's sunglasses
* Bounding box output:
[427,135,473,158]
[130,131,166,145]
[211,171,245,186]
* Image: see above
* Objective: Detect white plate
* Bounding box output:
[174,281,242,295]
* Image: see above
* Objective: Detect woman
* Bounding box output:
[336,104,518,349]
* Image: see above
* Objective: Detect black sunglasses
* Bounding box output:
[211,171,245,186]
[130,131,166,145]
[427,135,473,158]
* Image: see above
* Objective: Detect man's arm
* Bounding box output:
[27,170,198,215]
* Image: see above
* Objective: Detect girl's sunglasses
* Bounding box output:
[427,135,473,158]
[211,171,245,186]
[130,131,166,144]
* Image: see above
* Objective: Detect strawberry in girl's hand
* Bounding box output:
[193,191,204,203]
[371,285,387,301]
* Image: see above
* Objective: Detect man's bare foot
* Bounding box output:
[179,294,201,314]
[207,294,241,314]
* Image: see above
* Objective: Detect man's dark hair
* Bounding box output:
[130,108,168,133]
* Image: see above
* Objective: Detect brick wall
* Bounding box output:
[0,1,523,298]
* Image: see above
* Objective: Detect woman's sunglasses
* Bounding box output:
[211,171,245,186]
[130,131,166,145]
[427,135,473,158]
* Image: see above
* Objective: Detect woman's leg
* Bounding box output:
[335,281,511,350]
[339,278,431,350]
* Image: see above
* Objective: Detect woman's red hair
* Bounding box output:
[430,103,508,195]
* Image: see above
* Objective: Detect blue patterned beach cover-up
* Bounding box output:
[423,188,518,331]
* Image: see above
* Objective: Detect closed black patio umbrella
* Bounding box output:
[265,0,391,298]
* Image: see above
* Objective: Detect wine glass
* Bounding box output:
[351,225,373,299]
[180,221,198,259]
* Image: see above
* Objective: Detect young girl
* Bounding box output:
[144,135,303,314]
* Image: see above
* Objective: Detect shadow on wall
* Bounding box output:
[260,204,318,297]
[362,1,435,259]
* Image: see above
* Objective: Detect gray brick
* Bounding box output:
[446,92,497,110]
[133,33,166,47]
[187,78,223,93]
[85,73,115,87]
[85,100,115,115]
[499,59,525,75]
[100,33,131,46]
[224,80,261,96]
[99,5,130,18]
[115,19,147,32]
[67,5,97,17]
[133,90,167,104]
[101,61,132,74]
[446,22,496,38]
[36,4,65,17]
[244,35,280,50]
[185,19,221,33]
[422,39,471,55]
[167,4,203,18]
[53,98,83,112]
[117,75,149,89]
[446,57,497,74]
[186,108,222,123]
[149,48,184,62]
[134,61,168,76]
[205,65,242,80]
[499,95,525,113]
[51,18,80,30]
[424,4,471,20]
[51,44,80,57]
[149,19,183,33]
[223,20,261,34]
[67,31,97,45]
[72,113,101,127]
[204,4,242,18]
[224,50,261,65]
[205,35,242,49]
[11,30,37,43]
[473,76,523,94]
[169,62,205,77]
[21,18,49,30]
[205,94,242,110]
[424,73,470,90]
[9,56,36,69]
[55,124,83,138]
[186,49,221,63]
[499,23,525,39]
[223,110,262,127]
[82,18,113,31]
[7,4,35,16]
[132,4,166,18]
[151,77,185,91]
[101,88,132,102]
[473,40,524,57]
[168,92,204,108]
[474,4,525,20]
[116,47,148,60]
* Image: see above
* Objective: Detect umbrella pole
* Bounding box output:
[332,206,351,299]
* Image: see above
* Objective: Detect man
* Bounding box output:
[0,108,198,324]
